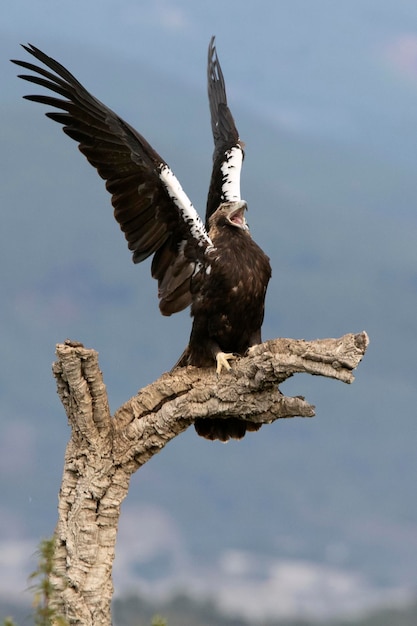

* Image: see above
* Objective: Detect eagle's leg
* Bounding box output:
[216,351,237,375]
[247,329,262,350]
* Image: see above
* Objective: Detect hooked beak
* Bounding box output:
[226,201,248,230]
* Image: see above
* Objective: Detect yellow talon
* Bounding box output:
[216,352,237,375]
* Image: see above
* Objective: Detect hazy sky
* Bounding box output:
[5,0,417,159]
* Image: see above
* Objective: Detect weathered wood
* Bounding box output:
[49,331,368,625]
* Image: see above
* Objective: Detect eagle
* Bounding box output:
[12,38,272,442]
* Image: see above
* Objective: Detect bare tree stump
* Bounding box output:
[49,332,368,625]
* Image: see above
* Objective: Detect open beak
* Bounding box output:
[227,201,248,230]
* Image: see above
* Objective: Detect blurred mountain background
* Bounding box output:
[1,0,417,622]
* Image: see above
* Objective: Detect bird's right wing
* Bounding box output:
[205,37,245,228]
[12,44,213,316]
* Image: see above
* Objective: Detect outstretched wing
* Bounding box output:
[206,36,245,228]
[12,44,212,316]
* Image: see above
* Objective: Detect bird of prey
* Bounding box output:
[12,37,271,442]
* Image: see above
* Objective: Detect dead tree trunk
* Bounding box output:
[49,332,368,625]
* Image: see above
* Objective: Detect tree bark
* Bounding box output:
[49,331,368,625]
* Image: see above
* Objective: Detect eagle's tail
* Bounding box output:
[194,417,261,442]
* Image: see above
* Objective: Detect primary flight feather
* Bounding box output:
[12,37,271,442]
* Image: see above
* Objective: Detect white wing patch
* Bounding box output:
[159,164,213,248]
[221,145,243,201]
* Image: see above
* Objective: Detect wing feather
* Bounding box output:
[206,37,245,227]
[12,44,213,315]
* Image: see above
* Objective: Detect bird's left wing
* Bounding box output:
[205,37,245,228]
[12,44,213,315]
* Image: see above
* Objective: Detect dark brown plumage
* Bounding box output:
[12,38,271,442]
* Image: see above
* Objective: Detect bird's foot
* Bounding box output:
[216,352,237,375]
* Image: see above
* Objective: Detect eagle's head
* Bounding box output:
[209,200,249,233]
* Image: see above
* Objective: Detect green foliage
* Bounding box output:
[27,538,68,626]
[1,538,68,626]
[151,617,167,626]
